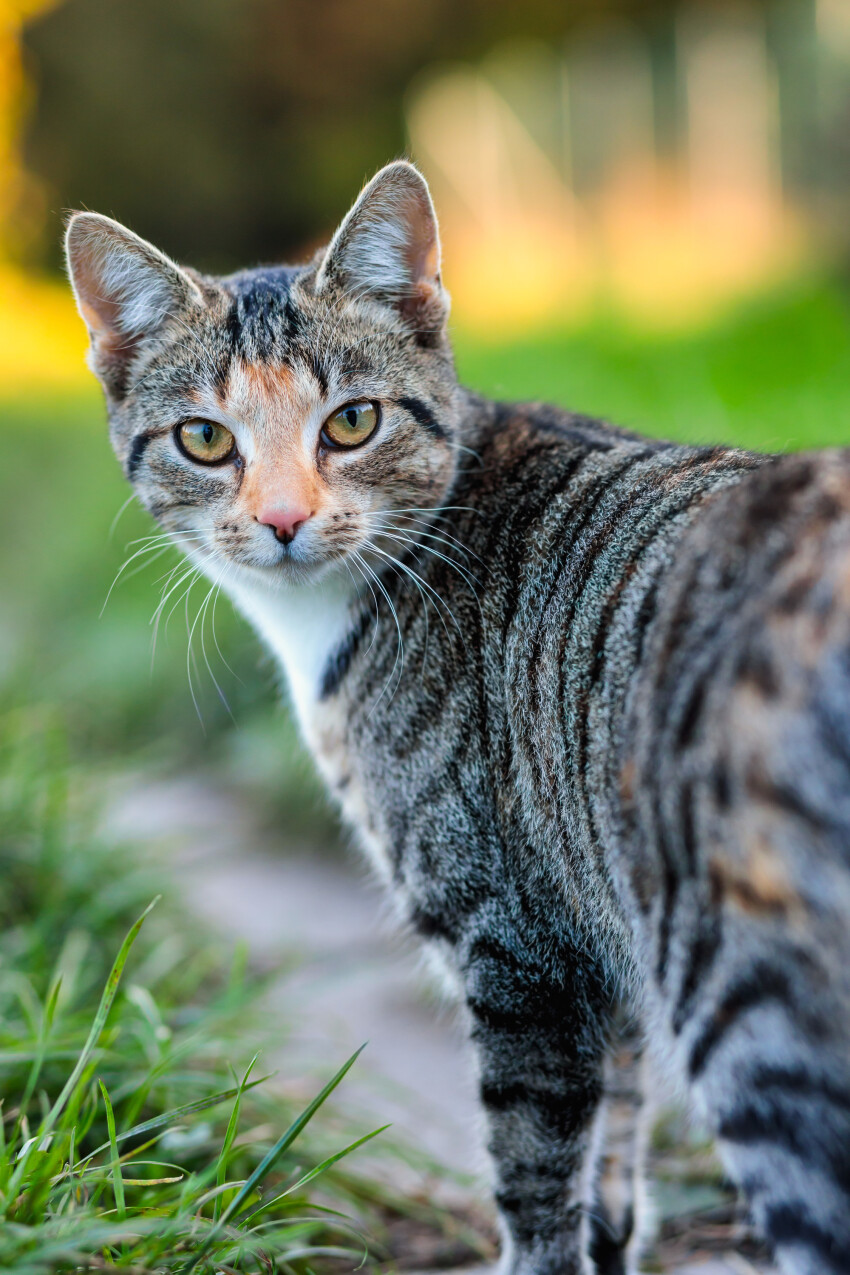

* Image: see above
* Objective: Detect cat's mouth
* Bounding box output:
[181,512,428,589]
[217,535,355,587]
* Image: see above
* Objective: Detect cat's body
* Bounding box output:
[66,163,850,1275]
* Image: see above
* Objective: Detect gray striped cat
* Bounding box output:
[66,162,850,1275]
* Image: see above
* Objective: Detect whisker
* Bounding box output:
[344,556,380,658]
[184,579,206,730]
[123,529,205,550]
[100,539,190,616]
[113,544,174,590]
[369,526,481,597]
[387,530,482,592]
[364,514,483,566]
[209,565,242,686]
[376,510,481,551]
[368,505,480,518]
[107,493,138,542]
[351,549,404,711]
[189,568,235,725]
[366,544,465,652]
[447,441,484,466]
[149,563,201,669]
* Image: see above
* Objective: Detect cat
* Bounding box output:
[65,161,850,1275]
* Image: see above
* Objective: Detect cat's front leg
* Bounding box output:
[460,921,615,1275]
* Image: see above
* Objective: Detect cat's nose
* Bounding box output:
[257,506,312,545]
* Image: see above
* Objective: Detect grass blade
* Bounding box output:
[79,1074,272,1166]
[98,1081,126,1221]
[182,1044,366,1272]
[237,1124,390,1227]
[214,1055,258,1222]
[6,897,158,1205]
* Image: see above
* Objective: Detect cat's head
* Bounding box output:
[65,161,460,587]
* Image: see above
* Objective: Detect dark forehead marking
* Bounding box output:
[220,264,307,365]
[223,263,302,301]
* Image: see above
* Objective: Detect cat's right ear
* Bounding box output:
[64,212,203,399]
[315,161,449,343]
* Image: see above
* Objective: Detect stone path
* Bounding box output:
[107,772,776,1274]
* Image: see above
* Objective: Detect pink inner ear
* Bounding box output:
[68,231,157,385]
[402,191,441,286]
[78,293,123,341]
[78,292,141,370]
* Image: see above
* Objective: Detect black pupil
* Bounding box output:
[202,423,215,445]
[344,408,359,429]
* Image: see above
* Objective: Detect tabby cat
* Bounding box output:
[66,162,850,1275]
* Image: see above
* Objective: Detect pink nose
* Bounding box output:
[257,505,312,544]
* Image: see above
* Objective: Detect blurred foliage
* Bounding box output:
[20,0,785,275]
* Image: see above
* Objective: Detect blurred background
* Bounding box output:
[2,0,850,1266]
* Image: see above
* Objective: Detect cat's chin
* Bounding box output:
[233,553,346,592]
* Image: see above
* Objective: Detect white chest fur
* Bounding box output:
[221,564,396,884]
[226,567,355,727]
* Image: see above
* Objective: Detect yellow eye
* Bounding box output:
[177,420,235,464]
[322,402,380,449]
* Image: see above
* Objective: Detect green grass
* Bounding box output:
[455,274,850,453]
[0,712,453,1272]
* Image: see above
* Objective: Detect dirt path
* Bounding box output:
[108,774,482,1181]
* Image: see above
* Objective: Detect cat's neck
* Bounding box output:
[225,565,356,727]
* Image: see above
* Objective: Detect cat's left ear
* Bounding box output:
[316,161,449,342]
[65,212,204,399]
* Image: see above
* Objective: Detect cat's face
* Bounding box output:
[65,162,460,588]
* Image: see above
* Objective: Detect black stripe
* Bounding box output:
[746,768,830,831]
[588,1201,632,1275]
[526,451,654,821]
[408,904,457,944]
[467,996,528,1034]
[688,963,796,1079]
[126,431,155,480]
[310,351,328,396]
[672,915,722,1035]
[147,497,202,519]
[747,1062,850,1108]
[319,633,356,700]
[718,1103,850,1185]
[396,396,447,439]
[496,453,587,644]
[494,1189,579,1242]
[212,345,232,396]
[466,931,526,974]
[654,861,678,984]
[575,483,706,870]
[318,604,373,700]
[481,1081,600,1131]
[814,692,850,773]
[765,1200,849,1263]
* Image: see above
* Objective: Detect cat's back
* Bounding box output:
[624,447,850,952]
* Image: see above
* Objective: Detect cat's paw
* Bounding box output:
[587,1203,636,1275]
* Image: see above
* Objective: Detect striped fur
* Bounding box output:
[67,163,850,1275]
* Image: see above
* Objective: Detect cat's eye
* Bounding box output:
[176,420,235,465]
[321,401,380,449]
